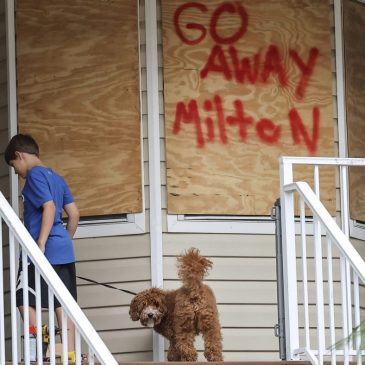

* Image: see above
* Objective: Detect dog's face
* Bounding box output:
[129,288,167,327]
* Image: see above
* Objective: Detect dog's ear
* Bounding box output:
[155,290,167,314]
[129,296,140,321]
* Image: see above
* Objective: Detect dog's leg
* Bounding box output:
[200,315,223,361]
[174,300,198,362]
[167,340,181,361]
[176,333,198,362]
[202,329,223,362]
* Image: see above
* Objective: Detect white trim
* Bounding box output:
[7,0,146,238]
[0,192,119,365]
[5,0,19,214]
[334,0,347,159]
[145,0,165,361]
[167,156,365,235]
[168,214,276,234]
[276,156,365,166]
[74,213,145,238]
[167,213,326,235]
[5,0,21,355]
[350,220,365,241]
[334,0,365,241]
[334,0,351,240]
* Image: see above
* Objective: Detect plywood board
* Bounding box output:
[16,0,142,217]
[344,0,365,222]
[162,0,335,215]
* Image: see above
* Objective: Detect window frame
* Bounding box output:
[165,0,351,237]
[7,0,146,238]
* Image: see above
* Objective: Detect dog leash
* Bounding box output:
[76,275,136,295]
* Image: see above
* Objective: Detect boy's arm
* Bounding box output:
[38,200,56,253]
[63,202,80,238]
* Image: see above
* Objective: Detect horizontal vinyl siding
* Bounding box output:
[71,0,153,360]
[0,0,6,229]
[157,0,353,361]
[0,128,9,198]
[0,0,10,359]
[162,233,281,359]
[3,0,364,363]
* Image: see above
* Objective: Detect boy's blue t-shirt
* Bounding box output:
[22,166,75,264]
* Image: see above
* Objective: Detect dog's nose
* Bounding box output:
[148,312,154,318]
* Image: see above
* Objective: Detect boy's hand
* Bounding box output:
[63,202,80,238]
[37,241,46,253]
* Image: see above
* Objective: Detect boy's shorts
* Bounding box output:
[16,261,77,309]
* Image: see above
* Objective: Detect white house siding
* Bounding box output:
[0,0,7,200]
[1,0,364,363]
[67,1,154,362]
[75,0,363,362]
[0,0,11,358]
[158,0,359,362]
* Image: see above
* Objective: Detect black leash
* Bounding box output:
[76,275,136,296]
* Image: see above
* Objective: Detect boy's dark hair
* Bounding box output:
[4,134,40,165]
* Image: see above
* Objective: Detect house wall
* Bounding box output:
[2,0,364,363]
[157,0,342,362]
[71,1,154,362]
[73,0,355,362]
[0,0,7,199]
[0,0,11,357]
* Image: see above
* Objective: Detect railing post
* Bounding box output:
[279,157,299,360]
[272,199,287,360]
[0,216,5,365]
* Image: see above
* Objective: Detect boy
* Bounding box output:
[4,133,80,362]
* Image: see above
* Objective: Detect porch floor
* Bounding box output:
[8,361,313,365]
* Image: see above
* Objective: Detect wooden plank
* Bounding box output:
[0,61,6,83]
[0,127,8,153]
[77,257,151,283]
[162,234,277,257]
[93,328,281,353]
[206,352,280,361]
[162,0,335,215]
[163,232,342,258]
[0,38,6,62]
[16,0,142,217]
[344,0,365,222]
[0,155,8,176]
[113,352,153,362]
[74,234,151,261]
[0,270,272,309]
[0,176,9,198]
[77,281,149,308]
[164,280,275,304]
[163,256,342,281]
[100,328,282,353]
[163,280,344,305]
[0,107,8,133]
[83,303,345,332]
[98,328,153,353]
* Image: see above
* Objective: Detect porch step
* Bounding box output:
[7,361,364,365]
[5,361,312,365]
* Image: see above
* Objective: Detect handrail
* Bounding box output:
[284,182,365,282]
[280,156,365,166]
[280,156,365,365]
[0,192,118,365]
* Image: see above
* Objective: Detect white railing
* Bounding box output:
[280,156,365,365]
[0,192,118,365]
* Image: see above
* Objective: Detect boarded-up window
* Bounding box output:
[16,0,141,217]
[344,0,365,222]
[162,0,335,215]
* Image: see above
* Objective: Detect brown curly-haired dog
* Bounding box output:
[129,248,223,362]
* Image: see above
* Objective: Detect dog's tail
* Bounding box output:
[177,248,212,290]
